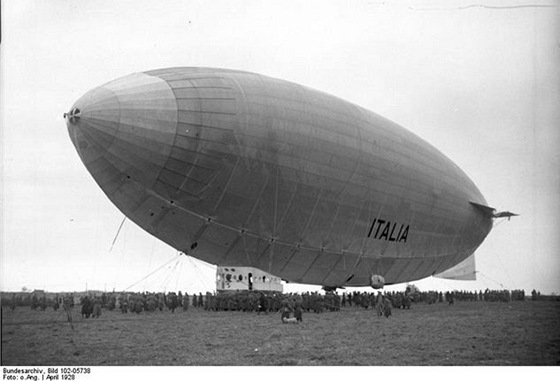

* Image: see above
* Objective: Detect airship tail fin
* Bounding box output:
[434,254,477,281]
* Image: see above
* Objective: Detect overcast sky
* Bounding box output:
[1,0,559,295]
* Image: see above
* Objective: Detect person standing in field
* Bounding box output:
[383,295,392,318]
[281,297,293,320]
[183,293,189,311]
[294,295,303,322]
[376,291,385,317]
[447,291,454,306]
[258,292,268,315]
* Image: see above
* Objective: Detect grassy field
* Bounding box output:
[2,300,559,366]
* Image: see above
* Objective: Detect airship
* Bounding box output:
[64,67,515,289]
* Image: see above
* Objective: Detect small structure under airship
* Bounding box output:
[64,67,515,289]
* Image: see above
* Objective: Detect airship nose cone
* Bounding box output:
[65,86,121,155]
[66,73,178,190]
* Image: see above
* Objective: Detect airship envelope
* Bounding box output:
[65,67,497,289]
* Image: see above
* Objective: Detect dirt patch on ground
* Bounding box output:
[2,301,559,365]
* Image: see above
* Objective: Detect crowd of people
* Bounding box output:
[2,287,551,318]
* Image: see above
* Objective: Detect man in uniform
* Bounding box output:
[192,293,198,308]
[258,292,268,315]
[376,292,385,317]
[281,296,293,320]
[183,293,189,311]
[294,295,303,322]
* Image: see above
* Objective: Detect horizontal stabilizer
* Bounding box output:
[493,211,519,219]
[470,202,518,219]
[434,254,477,281]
